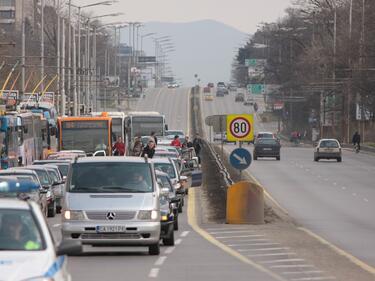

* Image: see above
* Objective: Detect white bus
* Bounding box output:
[91,111,126,142]
[125,111,167,154]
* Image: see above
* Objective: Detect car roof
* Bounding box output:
[319,138,339,142]
[151,157,173,164]
[0,198,30,210]
[34,160,71,164]
[0,169,38,175]
[75,156,150,163]
[19,165,49,171]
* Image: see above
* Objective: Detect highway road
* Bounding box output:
[47,87,281,281]
[200,89,375,268]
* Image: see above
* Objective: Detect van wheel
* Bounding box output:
[253,155,258,160]
[276,156,280,161]
[185,188,189,195]
[47,201,56,218]
[149,243,160,255]
[314,157,319,162]
[337,157,342,162]
[178,202,183,213]
[163,230,175,246]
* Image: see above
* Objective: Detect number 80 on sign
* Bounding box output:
[226,114,254,142]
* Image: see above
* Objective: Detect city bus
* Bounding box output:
[91,111,126,142]
[124,111,167,154]
[57,115,113,156]
[0,114,19,169]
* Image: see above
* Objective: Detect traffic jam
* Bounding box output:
[0,108,202,280]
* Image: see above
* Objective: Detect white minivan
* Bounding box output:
[62,157,162,255]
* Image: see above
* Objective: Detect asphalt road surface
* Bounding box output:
[48,87,281,281]
[201,89,375,268]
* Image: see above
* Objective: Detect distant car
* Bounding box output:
[207,82,214,88]
[216,88,226,97]
[204,94,214,101]
[314,139,342,162]
[213,132,236,144]
[203,87,211,93]
[253,138,281,160]
[228,84,237,91]
[167,83,179,88]
[256,132,277,140]
[217,82,226,88]
[244,96,255,106]
[235,92,244,102]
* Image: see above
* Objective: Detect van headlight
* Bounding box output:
[138,210,159,221]
[63,210,85,220]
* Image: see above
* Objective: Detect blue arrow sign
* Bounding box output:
[229,148,252,170]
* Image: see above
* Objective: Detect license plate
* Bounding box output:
[96,226,127,233]
[263,148,272,151]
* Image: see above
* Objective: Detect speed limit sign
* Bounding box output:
[226,114,254,141]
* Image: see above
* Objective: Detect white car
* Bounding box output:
[314,138,342,162]
[0,180,81,281]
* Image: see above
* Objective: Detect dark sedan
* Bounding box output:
[253,138,281,160]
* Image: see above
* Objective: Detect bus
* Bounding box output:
[124,111,167,153]
[57,116,112,156]
[0,114,19,169]
[91,111,126,142]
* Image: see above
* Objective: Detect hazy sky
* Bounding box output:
[80,0,293,33]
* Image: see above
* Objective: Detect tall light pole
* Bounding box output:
[21,0,25,97]
[140,32,155,55]
[41,0,45,92]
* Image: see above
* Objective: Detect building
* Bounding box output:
[0,0,35,31]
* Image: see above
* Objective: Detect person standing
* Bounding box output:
[132,136,144,156]
[193,133,202,163]
[150,131,158,146]
[112,136,125,156]
[185,136,194,148]
[352,131,361,151]
[171,135,182,148]
[141,139,156,158]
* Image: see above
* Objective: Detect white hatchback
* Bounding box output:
[314,138,342,162]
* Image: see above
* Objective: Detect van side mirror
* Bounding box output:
[57,240,82,256]
[93,150,106,157]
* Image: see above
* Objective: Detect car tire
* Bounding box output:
[178,202,183,213]
[163,229,175,246]
[56,205,62,214]
[314,157,319,162]
[276,156,280,161]
[253,155,257,160]
[185,188,189,195]
[47,201,56,218]
[337,157,342,162]
[149,243,160,255]
[174,214,179,231]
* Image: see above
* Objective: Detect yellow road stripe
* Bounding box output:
[299,227,375,276]
[187,188,288,281]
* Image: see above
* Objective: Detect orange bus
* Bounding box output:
[57,116,112,156]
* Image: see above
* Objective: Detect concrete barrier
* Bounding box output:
[226,181,264,224]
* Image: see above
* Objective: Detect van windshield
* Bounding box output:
[69,162,153,193]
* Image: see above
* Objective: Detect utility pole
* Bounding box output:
[114,26,117,77]
[56,0,61,114]
[67,0,71,115]
[77,7,81,114]
[21,0,25,98]
[61,18,66,115]
[41,0,45,92]
[73,26,77,116]
[93,27,97,111]
[86,21,90,112]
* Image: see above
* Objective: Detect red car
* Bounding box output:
[203,87,211,93]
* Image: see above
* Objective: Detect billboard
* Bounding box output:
[1,90,19,105]
[138,56,156,63]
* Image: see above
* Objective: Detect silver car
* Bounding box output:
[62,157,161,255]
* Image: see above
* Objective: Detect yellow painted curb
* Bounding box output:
[187,188,288,281]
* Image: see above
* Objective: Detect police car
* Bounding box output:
[0,178,81,281]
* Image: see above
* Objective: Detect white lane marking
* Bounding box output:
[364,198,369,202]
[175,238,182,245]
[210,230,256,235]
[282,271,324,275]
[148,268,159,278]
[342,186,347,190]
[53,224,61,228]
[238,247,290,252]
[180,231,190,237]
[232,242,280,247]
[290,277,336,281]
[317,175,322,178]
[270,264,315,269]
[205,227,249,231]
[352,193,357,197]
[154,256,167,266]
[324,178,329,181]
[216,234,265,239]
[248,252,297,258]
[261,258,305,264]
[164,247,175,255]
[333,182,337,186]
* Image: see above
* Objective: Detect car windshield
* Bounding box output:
[157,175,174,192]
[257,139,278,145]
[70,162,153,193]
[0,209,45,251]
[55,164,70,177]
[47,170,60,183]
[320,140,339,148]
[258,133,273,138]
[32,169,51,186]
[154,163,176,179]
